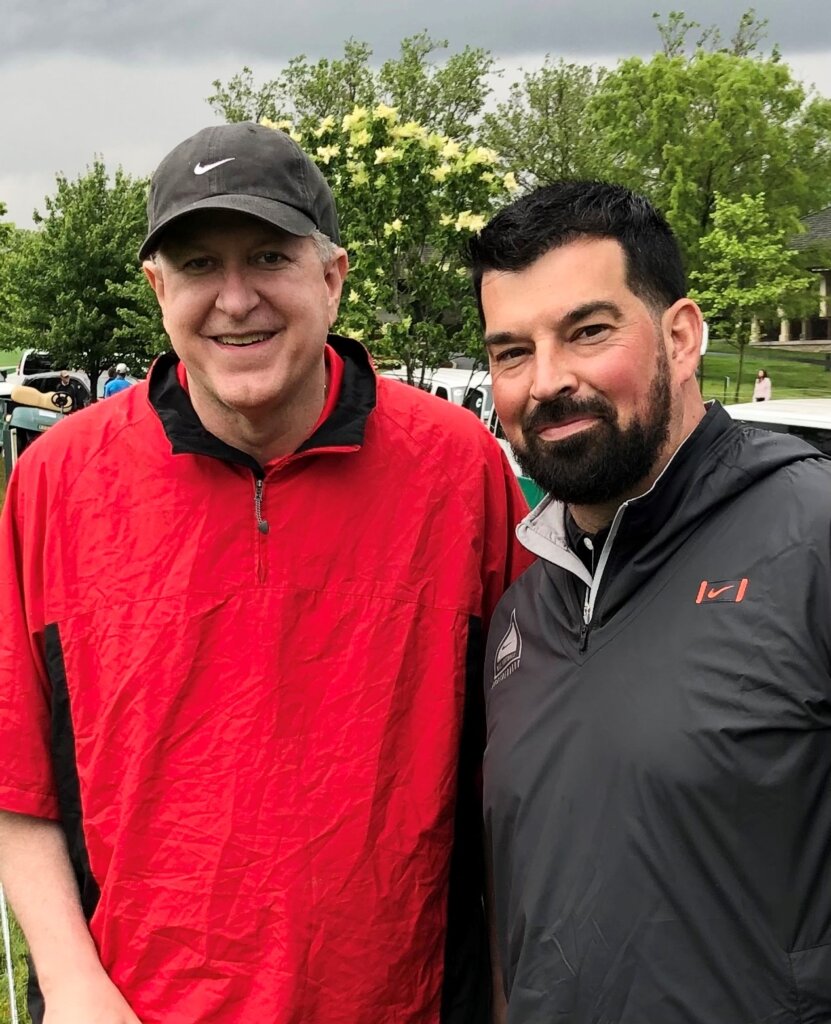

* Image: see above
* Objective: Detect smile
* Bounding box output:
[212,332,273,347]
[535,416,600,442]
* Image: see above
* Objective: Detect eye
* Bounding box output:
[255,251,288,266]
[573,323,611,342]
[492,346,529,364]
[180,256,214,272]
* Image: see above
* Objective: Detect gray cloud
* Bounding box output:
[1,1,829,230]
[4,0,830,63]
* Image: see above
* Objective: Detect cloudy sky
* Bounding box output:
[2,0,829,229]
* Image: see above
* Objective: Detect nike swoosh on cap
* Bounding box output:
[193,158,236,175]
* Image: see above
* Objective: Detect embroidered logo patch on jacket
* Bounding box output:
[695,578,749,604]
[493,609,522,686]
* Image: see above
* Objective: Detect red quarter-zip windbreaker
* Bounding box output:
[0,336,532,1024]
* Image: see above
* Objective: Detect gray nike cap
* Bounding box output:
[139,122,340,259]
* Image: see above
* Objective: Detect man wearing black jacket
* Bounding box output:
[470,182,831,1024]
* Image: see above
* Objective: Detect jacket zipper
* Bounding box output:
[253,475,269,582]
[579,502,629,652]
[254,477,269,534]
[579,590,592,652]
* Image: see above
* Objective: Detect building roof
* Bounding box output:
[792,206,831,251]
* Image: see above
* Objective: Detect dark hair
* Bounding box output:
[468,181,686,321]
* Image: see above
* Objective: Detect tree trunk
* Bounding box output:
[87,362,101,404]
[734,341,746,402]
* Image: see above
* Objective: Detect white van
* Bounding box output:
[723,399,831,456]
[380,366,489,406]
[6,349,55,385]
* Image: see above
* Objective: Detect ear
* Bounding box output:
[662,298,703,385]
[142,259,165,308]
[324,248,349,327]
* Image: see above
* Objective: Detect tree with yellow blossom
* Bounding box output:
[261,105,518,380]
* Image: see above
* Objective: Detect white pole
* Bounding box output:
[0,884,19,1024]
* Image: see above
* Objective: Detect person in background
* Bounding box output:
[0,121,531,1024]
[753,367,772,401]
[52,370,86,411]
[103,362,132,397]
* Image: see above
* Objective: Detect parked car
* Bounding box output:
[10,349,55,382]
[380,366,489,405]
[459,372,543,506]
[6,349,68,386]
[723,398,831,456]
[6,350,93,391]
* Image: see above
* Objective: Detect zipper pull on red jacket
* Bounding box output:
[254,478,269,534]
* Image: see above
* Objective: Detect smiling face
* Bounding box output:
[481,237,702,517]
[143,210,347,436]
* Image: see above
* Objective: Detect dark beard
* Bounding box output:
[511,350,672,506]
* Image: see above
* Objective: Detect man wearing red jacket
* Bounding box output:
[0,122,531,1023]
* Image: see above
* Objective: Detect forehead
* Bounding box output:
[158,209,303,254]
[480,237,634,321]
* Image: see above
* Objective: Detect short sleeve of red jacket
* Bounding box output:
[0,464,60,819]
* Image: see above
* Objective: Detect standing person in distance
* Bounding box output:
[753,367,772,401]
[469,180,831,1024]
[0,121,531,1024]
[103,363,132,397]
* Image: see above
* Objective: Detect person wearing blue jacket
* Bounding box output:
[103,363,132,397]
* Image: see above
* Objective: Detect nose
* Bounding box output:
[529,347,579,403]
[215,266,260,320]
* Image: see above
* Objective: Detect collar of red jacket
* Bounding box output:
[147,333,377,474]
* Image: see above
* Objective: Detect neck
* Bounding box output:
[188,365,329,465]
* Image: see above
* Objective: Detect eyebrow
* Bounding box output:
[484,300,624,348]
[563,301,624,325]
[162,231,291,258]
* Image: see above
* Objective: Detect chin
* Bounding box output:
[211,383,281,413]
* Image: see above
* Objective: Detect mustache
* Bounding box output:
[522,396,616,434]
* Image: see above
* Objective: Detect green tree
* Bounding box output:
[590,13,831,272]
[209,41,376,128]
[480,58,603,189]
[376,33,496,141]
[1,161,162,396]
[206,65,286,125]
[690,192,814,400]
[107,272,169,358]
[0,223,36,354]
[208,34,496,141]
[653,8,770,59]
[0,202,21,348]
[261,107,513,379]
[0,200,12,243]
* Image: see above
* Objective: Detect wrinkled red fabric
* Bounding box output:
[0,357,531,1023]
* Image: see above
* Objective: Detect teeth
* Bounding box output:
[215,332,271,346]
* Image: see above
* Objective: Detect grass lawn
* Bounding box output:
[0,351,20,373]
[0,902,29,1023]
[700,346,831,403]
